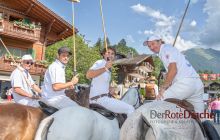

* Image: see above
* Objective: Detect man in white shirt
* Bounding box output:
[86,47,135,116]
[143,35,204,113]
[42,46,79,109]
[10,54,42,107]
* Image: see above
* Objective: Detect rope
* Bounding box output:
[99,0,108,51]
[0,38,17,64]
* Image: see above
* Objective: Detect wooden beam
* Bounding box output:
[25,3,34,15]
[46,19,55,35]
[57,28,69,37]
[42,19,55,60]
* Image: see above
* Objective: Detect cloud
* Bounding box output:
[191,0,199,4]
[131,3,198,51]
[131,4,175,28]
[126,35,135,43]
[143,30,154,35]
[199,0,220,47]
[161,35,197,51]
[190,20,197,27]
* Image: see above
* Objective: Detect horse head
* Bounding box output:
[65,84,90,108]
[121,87,142,109]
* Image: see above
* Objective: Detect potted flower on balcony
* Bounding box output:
[35,22,41,30]
[13,20,22,27]
[4,54,21,64]
[35,60,49,68]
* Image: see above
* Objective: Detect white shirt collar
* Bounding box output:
[55,59,66,68]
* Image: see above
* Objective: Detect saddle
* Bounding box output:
[38,101,58,116]
[89,103,127,128]
[165,98,207,138]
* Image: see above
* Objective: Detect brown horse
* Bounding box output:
[0,103,45,140]
[0,87,90,140]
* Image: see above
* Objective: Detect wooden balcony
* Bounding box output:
[0,56,46,76]
[0,19,41,42]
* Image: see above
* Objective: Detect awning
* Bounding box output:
[128,73,145,79]
[0,75,10,81]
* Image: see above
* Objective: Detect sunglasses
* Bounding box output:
[24,61,34,65]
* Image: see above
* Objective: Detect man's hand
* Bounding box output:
[71,74,79,85]
[109,87,116,96]
[105,61,113,69]
[31,94,41,100]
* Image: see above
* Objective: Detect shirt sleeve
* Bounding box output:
[166,47,178,64]
[11,70,23,88]
[90,60,104,70]
[50,66,66,84]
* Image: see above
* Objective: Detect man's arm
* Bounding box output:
[161,63,177,89]
[86,68,107,79]
[156,63,177,99]
[13,87,32,98]
[86,61,112,79]
[32,84,42,94]
[52,82,74,91]
[52,75,79,91]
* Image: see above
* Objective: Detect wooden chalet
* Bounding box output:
[0,0,75,96]
[114,54,154,85]
[204,82,220,98]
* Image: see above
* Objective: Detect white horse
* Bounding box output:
[35,87,141,140]
[120,100,210,140]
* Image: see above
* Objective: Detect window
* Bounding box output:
[0,45,28,57]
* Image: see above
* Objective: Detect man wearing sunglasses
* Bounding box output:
[41,46,79,109]
[10,54,42,107]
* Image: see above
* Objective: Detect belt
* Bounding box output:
[90,93,110,101]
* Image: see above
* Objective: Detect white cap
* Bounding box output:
[22,54,33,61]
[143,35,162,46]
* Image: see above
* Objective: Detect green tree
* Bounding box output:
[45,35,101,84]
[114,39,138,56]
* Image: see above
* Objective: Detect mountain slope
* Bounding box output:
[183,48,220,73]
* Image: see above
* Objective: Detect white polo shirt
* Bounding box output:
[42,59,66,99]
[89,59,111,98]
[10,67,35,105]
[159,44,199,82]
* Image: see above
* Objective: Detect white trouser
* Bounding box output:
[17,98,40,108]
[90,96,135,116]
[42,95,78,109]
[163,78,204,113]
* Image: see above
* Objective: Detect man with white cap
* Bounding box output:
[42,46,79,109]
[10,54,42,107]
[143,35,204,113]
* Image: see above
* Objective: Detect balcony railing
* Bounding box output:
[0,56,46,76]
[0,19,41,42]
